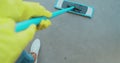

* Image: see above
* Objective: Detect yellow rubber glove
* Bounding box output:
[0,18,36,63]
[21,1,52,30]
[0,0,52,30]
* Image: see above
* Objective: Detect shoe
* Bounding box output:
[30,39,41,63]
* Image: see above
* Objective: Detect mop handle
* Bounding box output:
[16,7,74,32]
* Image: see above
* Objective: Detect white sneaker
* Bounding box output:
[30,39,41,63]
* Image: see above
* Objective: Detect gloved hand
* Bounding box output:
[0,0,52,30]
[21,1,52,30]
[0,18,36,63]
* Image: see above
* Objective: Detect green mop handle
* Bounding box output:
[16,7,74,32]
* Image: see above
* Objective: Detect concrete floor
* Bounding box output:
[25,0,120,63]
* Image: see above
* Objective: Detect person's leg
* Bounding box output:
[21,51,34,63]
[16,50,34,63]
[16,51,26,63]
[16,39,40,63]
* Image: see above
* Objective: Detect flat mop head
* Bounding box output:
[55,0,94,18]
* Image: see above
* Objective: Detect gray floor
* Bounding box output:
[25,0,120,63]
